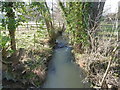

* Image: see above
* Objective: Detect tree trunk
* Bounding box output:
[89,2,105,29]
[2,48,7,59]
[43,3,56,47]
[9,29,16,51]
[6,2,16,51]
[88,2,105,51]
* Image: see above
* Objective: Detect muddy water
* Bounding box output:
[43,36,90,88]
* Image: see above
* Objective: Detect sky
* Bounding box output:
[0,0,120,15]
[103,0,120,14]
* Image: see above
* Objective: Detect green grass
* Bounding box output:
[15,29,48,49]
[2,28,52,87]
[97,22,118,40]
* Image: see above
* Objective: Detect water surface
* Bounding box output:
[43,36,90,88]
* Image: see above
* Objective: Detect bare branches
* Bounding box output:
[100,46,118,87]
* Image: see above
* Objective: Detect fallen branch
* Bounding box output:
[100,46,118,87]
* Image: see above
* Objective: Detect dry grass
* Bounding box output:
[74,20,119,88]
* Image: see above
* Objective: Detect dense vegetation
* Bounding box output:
[0,1,119,89]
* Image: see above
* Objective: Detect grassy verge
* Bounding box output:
[2,29,52,88]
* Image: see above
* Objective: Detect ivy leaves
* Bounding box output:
[60,2,90,46]
[2,2,27,29]
[0,32,10,48]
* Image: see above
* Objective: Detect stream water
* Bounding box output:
[42,36,90,88]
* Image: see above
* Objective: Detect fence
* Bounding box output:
[0,22,46,31]
[16,22,45,31]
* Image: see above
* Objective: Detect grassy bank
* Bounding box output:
[2,28,53,88]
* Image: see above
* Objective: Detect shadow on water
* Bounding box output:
[42,36,90,88]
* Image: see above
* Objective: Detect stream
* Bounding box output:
[42,36,90,88]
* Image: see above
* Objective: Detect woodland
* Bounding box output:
[0,0,119,89]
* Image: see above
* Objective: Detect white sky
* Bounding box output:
[103,0,120,14]
[1,0,120,15]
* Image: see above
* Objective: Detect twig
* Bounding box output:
[100,46,118,87]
